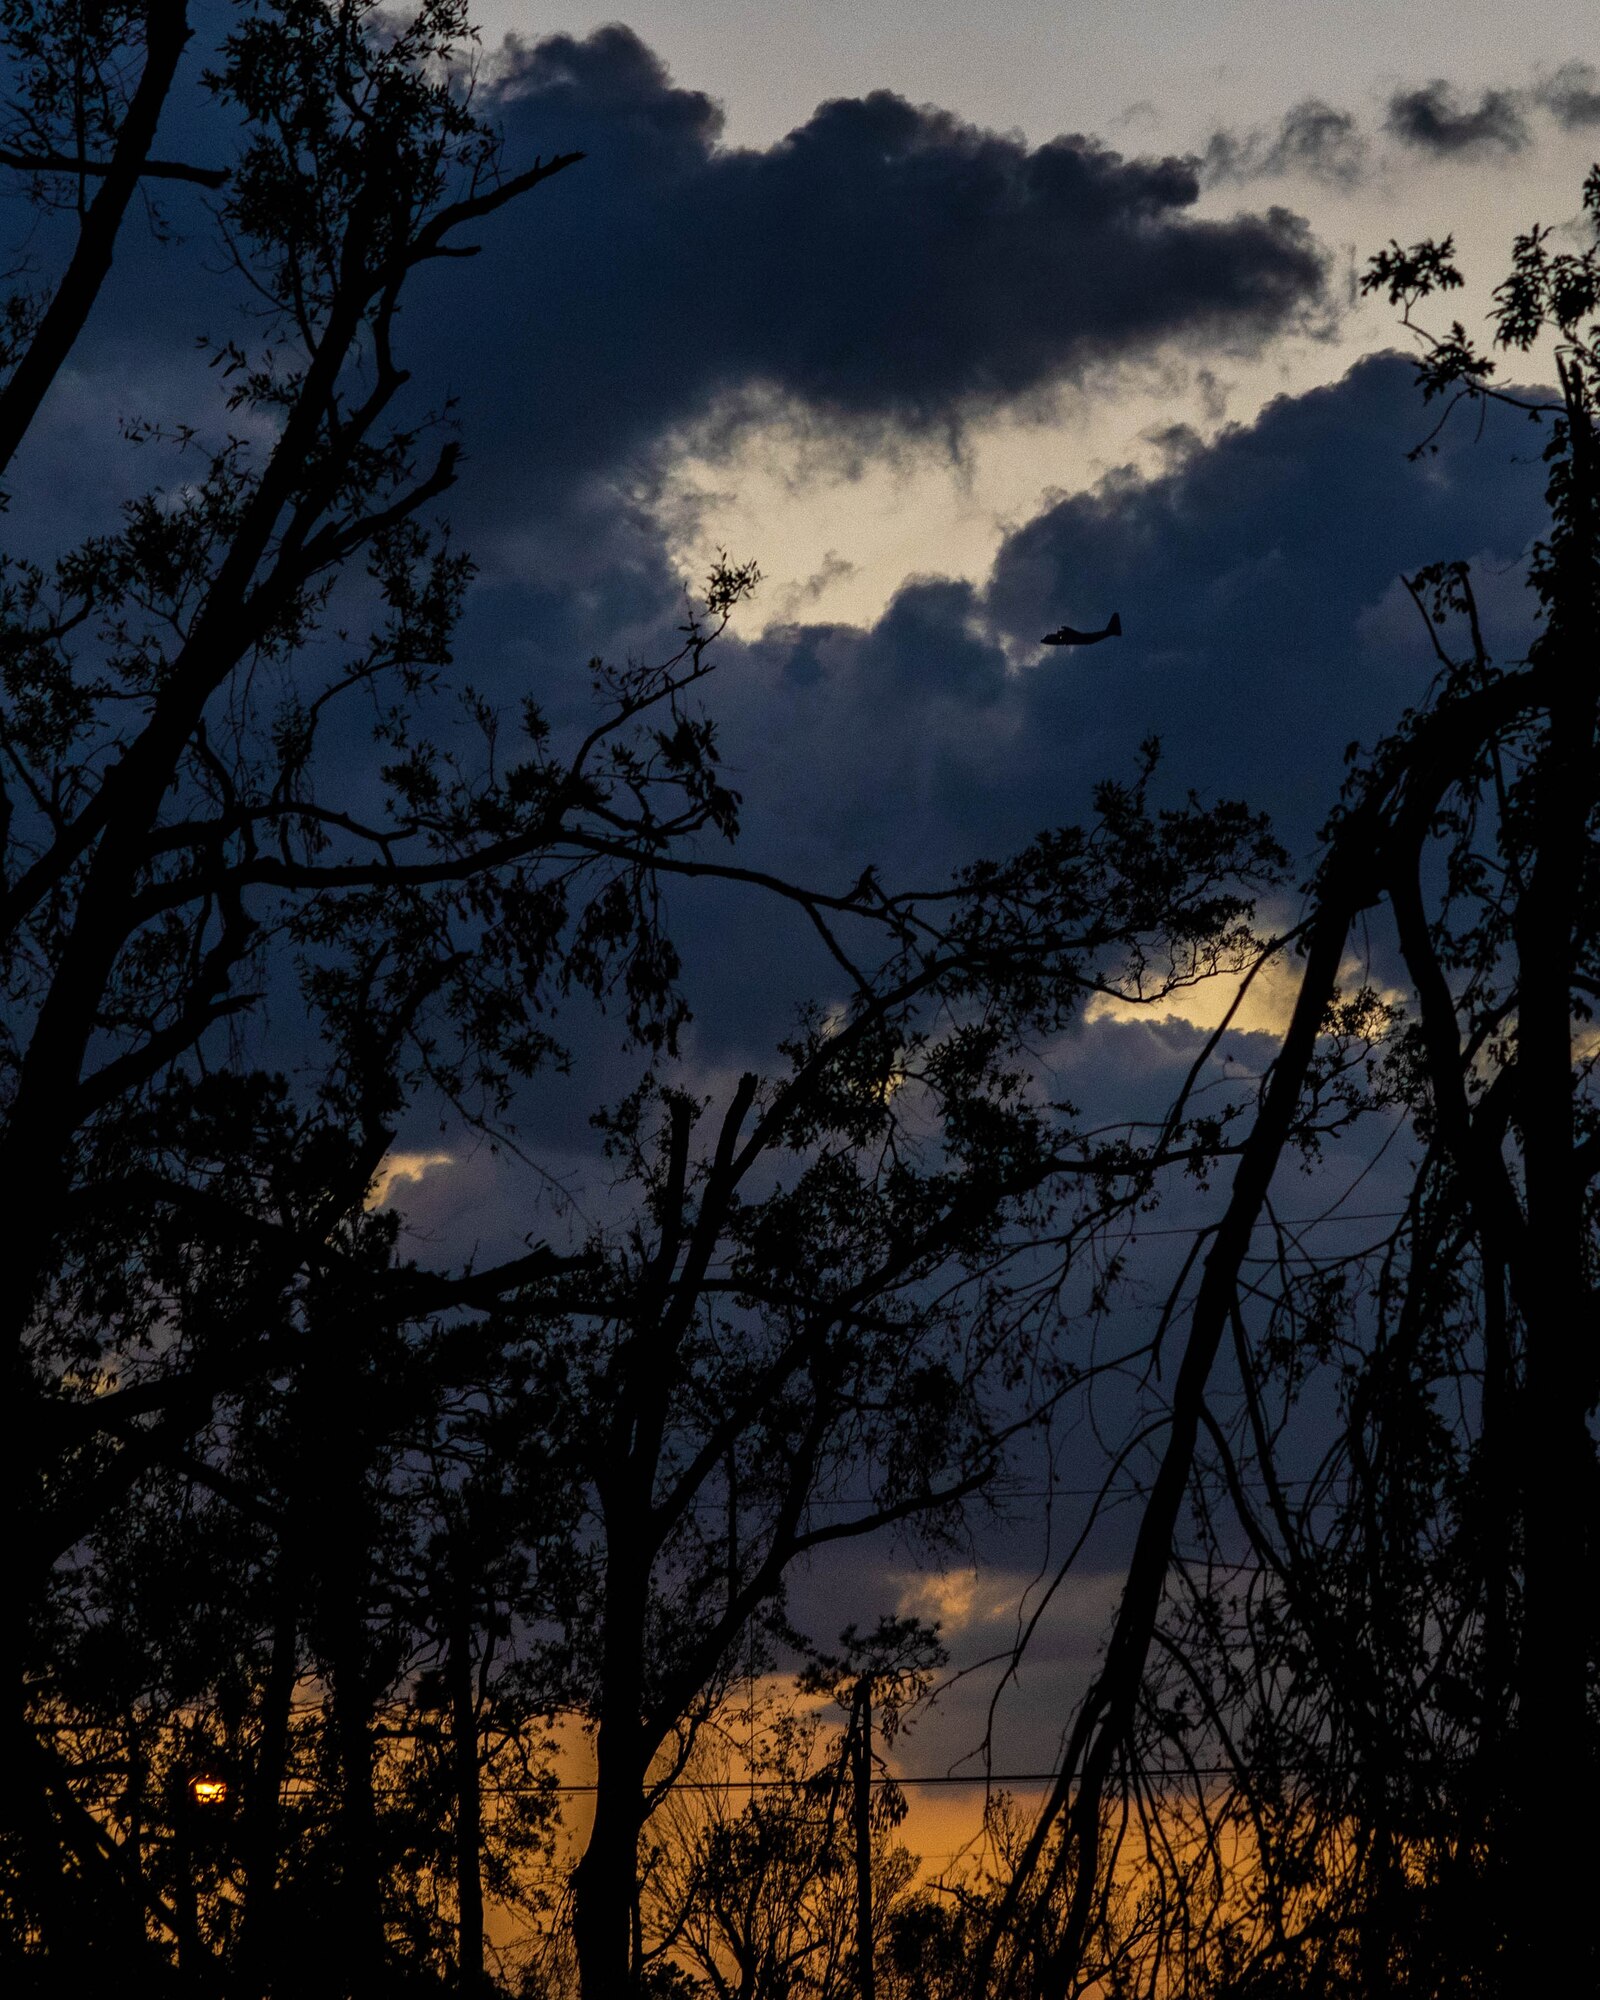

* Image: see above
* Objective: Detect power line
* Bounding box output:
[792,1476,1333,1506]
[1107,1207,1408,1240]
[532,1769,1240,1795]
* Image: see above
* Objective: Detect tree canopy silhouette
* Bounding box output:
[974,181,1600,2000]
[12,10,1588,2000]
[0,6,1290,1993]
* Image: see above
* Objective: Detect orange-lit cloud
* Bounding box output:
[366,1150,455,1209]
[1083,947,1402,1042]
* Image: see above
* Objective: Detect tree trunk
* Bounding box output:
[238,1595,298,1996]
[975,894,1357,2000]
[446,1597,485,1995]
[571,1739,643,1999]
[0,6,195,481]
[1506,354,1598,1993]
[852,1678,875,2000]
[1511,726,1593,1988]
[572,1477,663,2000]
[328,1627,386,1996]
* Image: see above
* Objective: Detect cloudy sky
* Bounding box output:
[315,3,1594,1852]
[36,0,1594,1865]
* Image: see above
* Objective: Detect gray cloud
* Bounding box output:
[1202,98,1369,188]
[1534,61,1600,129]
[1384,80,1531,157]
[1202,62,1600,191]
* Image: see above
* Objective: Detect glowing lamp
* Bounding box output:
[188,1775,228,1807]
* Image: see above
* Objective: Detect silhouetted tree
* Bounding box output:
[472,769,1285,1999]
[0,8,1324,1994]
[978,178,1600,2000]
[0,0,782,1977]
[643,1693,919,2000]
[799,1619,946,2000]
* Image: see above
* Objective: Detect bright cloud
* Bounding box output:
[366,1151,455,1209]
[1083,950,1404,1042]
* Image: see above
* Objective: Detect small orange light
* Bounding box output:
[189,1775,228,1806]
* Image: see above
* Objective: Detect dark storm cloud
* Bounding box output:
[13,26,1553,1075]
[39,19,1327,582]
[713,354,1546,898]
[1384,80,1531,157]
[1202,99,1370,188]
[412,24,1329,516]
[642,349,1552,1064]
[27,22,1344,697]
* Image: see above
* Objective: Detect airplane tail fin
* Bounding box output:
[1107,611,1122,637]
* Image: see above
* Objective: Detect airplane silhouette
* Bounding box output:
[1041,612,1122,647]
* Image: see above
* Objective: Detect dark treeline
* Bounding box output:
[0,8,1594,1998]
